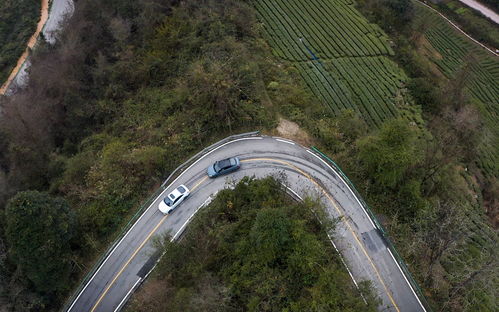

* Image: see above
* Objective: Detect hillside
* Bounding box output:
[414,1,499,180]
[409,4,499,309]
[0,0,496,311]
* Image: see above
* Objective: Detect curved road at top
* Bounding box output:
[65,134,426,312]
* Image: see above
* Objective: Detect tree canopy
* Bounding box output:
[357,119,422,189]
[128,177,379,311]
[4,191,75,296]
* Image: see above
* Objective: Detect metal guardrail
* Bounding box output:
[310,146,432,312]
[61,131,260,312]
[161,131,260,188]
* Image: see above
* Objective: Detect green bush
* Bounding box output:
[130,177,379,312]
[357,119,423,189]
[4,191,75,296]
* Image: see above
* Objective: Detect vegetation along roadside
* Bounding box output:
[425,0,499,50]
[127,177,380,312]
[0,0,496,311]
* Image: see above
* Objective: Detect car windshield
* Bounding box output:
[177,186,186,193]
[163,197,173,207]
[215,159,232,172]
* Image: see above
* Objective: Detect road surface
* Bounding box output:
[417,1,498,56]
[43,0,74,44]
[458,0,499,24]
[65,134,427,312]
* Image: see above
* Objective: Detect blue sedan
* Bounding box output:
[207,157,241,178]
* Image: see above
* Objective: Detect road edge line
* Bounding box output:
[308,147,430,312]
[64,132,259,312]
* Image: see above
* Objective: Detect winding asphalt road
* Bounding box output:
[65,134,426,312]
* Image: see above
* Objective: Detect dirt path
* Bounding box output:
[0,0,49,95]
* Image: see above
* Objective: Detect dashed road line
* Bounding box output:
[306,150,377,229]
[67,137,259,311]
[90,175,210,312]
[275,138,296,145]
[282,183,367,304]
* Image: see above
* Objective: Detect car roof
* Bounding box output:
[169,189,182,199]
[217,159,232,168]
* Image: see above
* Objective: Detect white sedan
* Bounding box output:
[158,185,190,214]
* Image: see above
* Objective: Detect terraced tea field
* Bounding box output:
[413,4,498,309]
[413,1,499,180]
[254,0,408,127]
[256,2,498,306]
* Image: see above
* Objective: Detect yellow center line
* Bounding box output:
[191,175,208,192]
[90,215,168,312]
[90,175,209,312]
[91,160,397,311]
[242,158,400,311]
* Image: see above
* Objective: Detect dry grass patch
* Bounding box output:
[275,118,314,146]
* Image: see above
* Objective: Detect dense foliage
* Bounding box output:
[0,0,496,311]
[357,119,423,190]
[293,111,497,311]
[4,191,75,302]
[412,1,499,180]
[338,0,499,310]
[128,177,379,312]
[0,0,40,83]
[0,0,304,310]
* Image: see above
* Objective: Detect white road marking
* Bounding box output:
[69,137,425,312]
[113,277,142,312]
[172,194,216,241]
[233,137,262,140]
[67,137,259,311]
[387,248,427,312]
[114,195,217,311]
[306,149,428,309]
[326,232,367,304]
[283,185,303,200]
[307,147,425,310]
[275,138,296,145]
[306,150,377,229]
[282,183,366,304]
